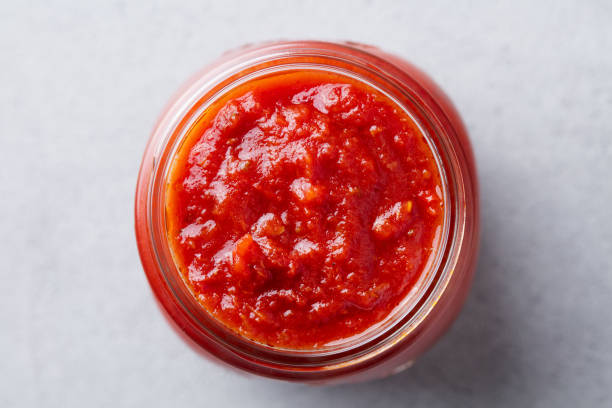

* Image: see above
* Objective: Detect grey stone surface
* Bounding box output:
[1,1,611,407]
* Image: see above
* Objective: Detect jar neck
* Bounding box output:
[143,41,468,375]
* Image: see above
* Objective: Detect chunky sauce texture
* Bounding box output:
[166,71,444,349]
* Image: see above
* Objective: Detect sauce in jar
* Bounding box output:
[165,70,444,348]
[136,41,479,382]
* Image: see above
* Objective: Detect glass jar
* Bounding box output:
[134,41,479,384]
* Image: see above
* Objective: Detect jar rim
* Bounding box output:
[136,41,469,376]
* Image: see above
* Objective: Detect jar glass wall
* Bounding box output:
[135,41,479,384]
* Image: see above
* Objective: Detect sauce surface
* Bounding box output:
[165,71,444,349]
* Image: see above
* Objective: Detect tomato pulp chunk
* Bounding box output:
[165,71,445,349]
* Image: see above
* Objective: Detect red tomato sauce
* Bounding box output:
[165,70,445,349]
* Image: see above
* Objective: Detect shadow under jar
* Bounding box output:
[135,41,479,384]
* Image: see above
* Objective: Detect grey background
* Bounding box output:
[2,1,611,407]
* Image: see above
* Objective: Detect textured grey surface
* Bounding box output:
[2,1,611,407]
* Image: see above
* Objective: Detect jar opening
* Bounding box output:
[141,42,462,371]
